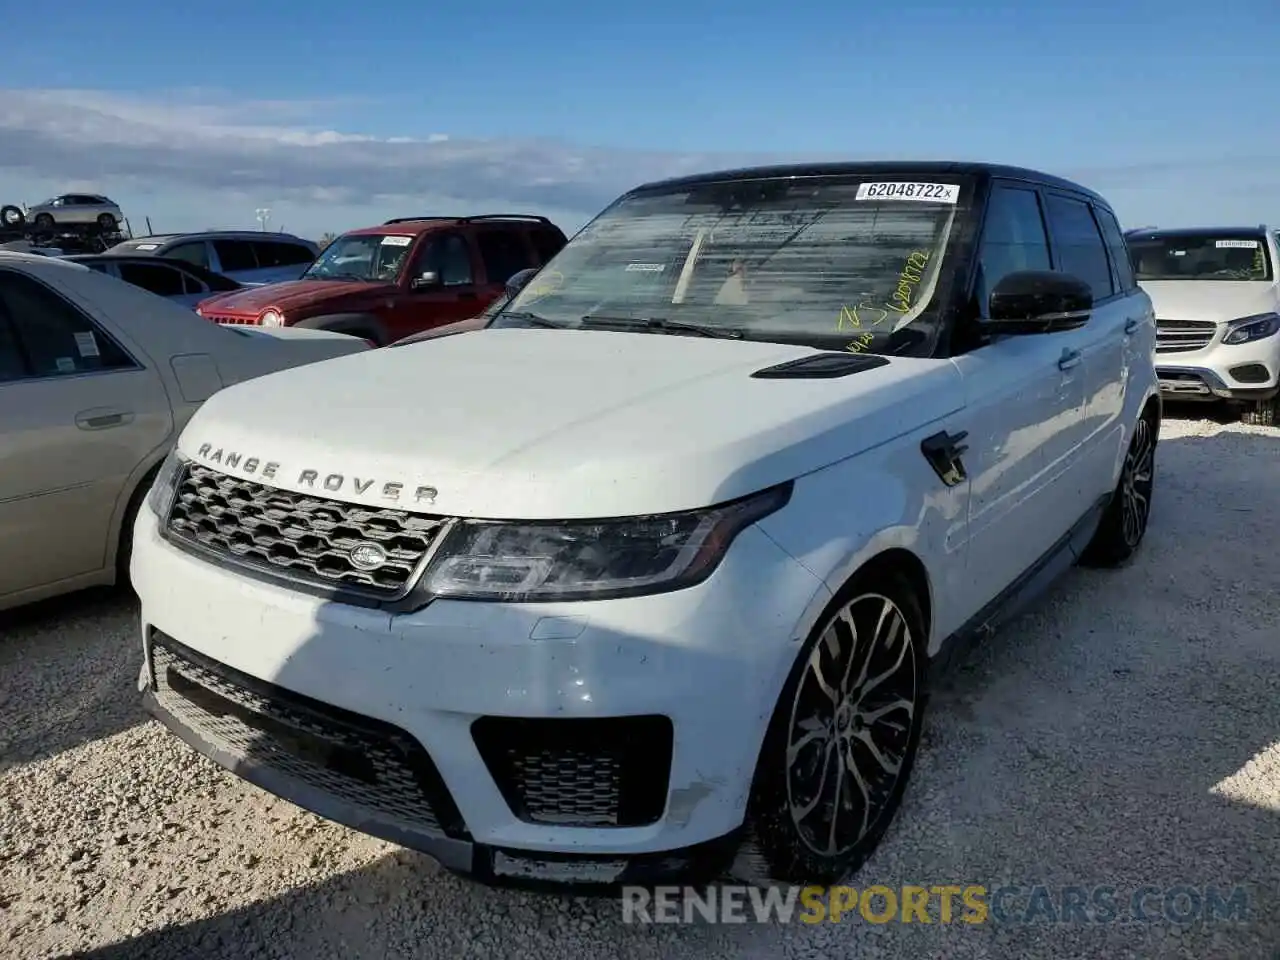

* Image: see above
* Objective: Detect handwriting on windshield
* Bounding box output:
[837,250,932,353]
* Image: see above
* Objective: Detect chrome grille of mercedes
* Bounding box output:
[164,463,446,597]
[1155,318,1216,354]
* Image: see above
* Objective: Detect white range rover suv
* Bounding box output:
[132,162,1160,887]
[1126,225,1280,425]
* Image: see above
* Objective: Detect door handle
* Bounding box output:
[1124,317,1141,335]
[75,408,134,430]
[1058,348,1082,371]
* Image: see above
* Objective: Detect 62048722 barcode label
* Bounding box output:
[855,182,960,204]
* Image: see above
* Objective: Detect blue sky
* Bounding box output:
[0,0,1277,240]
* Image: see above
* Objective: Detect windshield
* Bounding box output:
[495,175,972,355]
[1129,234,1273,281]
[302,233,414,282]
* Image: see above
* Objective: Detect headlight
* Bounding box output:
[421,483,792,602]
[1223,312,1280,345]
[259,309,284,327]
[146,448,188,519]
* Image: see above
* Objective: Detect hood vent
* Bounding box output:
[751,352,889,379]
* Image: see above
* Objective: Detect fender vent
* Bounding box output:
[751,352,889,379]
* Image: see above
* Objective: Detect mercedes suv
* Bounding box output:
[1127,225,1280,425]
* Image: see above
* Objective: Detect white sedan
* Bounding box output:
[0,253,370,613]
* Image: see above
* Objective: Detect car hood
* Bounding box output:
[200,277,390,315]
[177,327,965,519]
[1138,280,1279,323]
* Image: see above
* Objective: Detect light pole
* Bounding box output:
[255,207,272,231]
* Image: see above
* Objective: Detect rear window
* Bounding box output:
[1128,233,1273,281]
[118,262,187,297]
[212,240,258,273]
[252,240,315,268]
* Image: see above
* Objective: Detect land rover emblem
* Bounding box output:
[349,542,389,571]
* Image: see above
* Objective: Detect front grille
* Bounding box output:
[1156,318,1217,354]
[148,630,466,837]
[165,463,447,599]
[472,716,673,827]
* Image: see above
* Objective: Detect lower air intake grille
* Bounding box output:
[472,716,673,827]
[148,630,466,837]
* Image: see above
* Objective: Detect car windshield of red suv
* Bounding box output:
[301,233,414,282]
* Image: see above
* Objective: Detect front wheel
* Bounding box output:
[1080,413,1156,567]
[740,570,928,885]
[1240,396,1280,427]
[33,213,54,231]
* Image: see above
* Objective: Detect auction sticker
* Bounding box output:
[74,331,100,358]
[856,182,960,203]
[1215,239,1258,249]
[381,235,412,246]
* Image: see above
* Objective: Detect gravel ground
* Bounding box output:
[1,411,1277,960]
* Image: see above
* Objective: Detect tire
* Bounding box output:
[33,213,54,231]
[1240,397,1280,427]
[738,567,929,885]
[97,212,118,231]
[115,464,161,590]
[0,205,23,228]
[1079,412,1157,568]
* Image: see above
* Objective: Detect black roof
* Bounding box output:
[628,160,1112,209]
[1125,225,1269,238]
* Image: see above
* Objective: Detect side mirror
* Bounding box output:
[505,267,538,299]
[411,270,440,290]
[985,270,1092,334]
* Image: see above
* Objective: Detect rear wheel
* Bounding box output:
[739,569,928,884]
[97,212,118,231]
[1080,412,1156,567]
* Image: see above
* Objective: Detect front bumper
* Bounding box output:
[1155,329,1280,402]
[131,507,826,884]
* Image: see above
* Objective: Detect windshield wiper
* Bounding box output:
[500,311,566,328]
[580,315,744,339]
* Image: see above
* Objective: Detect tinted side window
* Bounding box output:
[976,185,1051,314]
[252,240,315,268]
[212,240,258,273]
[476,230,534,284]
[0,271,134,377]
[0,315,27,383]
[118,262,187,297]
[178,269,209,295]
[415,233,474,286]
[530,227,565,264]
[166,242,210,269]
[1092,207,1137,293]
[1044,194,1115,299]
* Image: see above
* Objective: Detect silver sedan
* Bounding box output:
[25,194,125,232]
[0,253,370,612]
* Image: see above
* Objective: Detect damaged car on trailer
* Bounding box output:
[131,161,1160,886]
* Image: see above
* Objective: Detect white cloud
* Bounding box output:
[1,87,1275,237]
[0,88,762,217]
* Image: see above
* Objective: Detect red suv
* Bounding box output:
[194,214,567,345]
